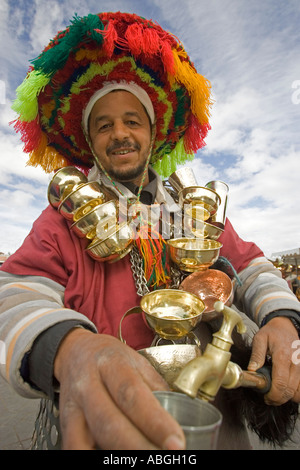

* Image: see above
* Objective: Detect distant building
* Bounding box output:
[271,248,300,299]
[271,248,300,267]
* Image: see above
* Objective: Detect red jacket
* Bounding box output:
[2,205,263,350]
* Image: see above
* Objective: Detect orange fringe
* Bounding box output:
[135,225,170,289]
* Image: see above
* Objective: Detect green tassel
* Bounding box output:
[32,14,105,75]
[173,88,189,128]
[12,70,50,121]
[153,139,195,178]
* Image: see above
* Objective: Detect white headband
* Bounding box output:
[82,81,155,133]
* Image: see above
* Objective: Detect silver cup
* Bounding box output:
[168,167,198,193]
[153,391,222,450]
[205,181,229,227]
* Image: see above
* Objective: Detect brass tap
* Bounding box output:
[173,301,247,400]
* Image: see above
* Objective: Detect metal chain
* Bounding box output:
[169,266,189,289]
[129,245,150,296]
[130,243,190,295]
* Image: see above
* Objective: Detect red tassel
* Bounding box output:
[11,118,42,153]
[160,41,175,74]
[125,23,145,56]
[143,28,160,56]
[184,115,210,153]
[101,22,118,58]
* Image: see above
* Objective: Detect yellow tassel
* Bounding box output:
[172,49,212,125]
[75,48,105,61]
[27,139,69,173]
[41,101,56,119]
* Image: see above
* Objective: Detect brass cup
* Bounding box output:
[71,200,118,239]
[184,205,210,222]
[205,181,229,226]
[58,181,105,220]
[167,238,222,272]
[47,166,88,208]
[140,289,205,340]
[168,167,198,192]
[178,186,221,215]
[184,208,224,240]
[86,221,134,262]
[179,269,233,322]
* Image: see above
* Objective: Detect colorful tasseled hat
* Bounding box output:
[12,12,212,178]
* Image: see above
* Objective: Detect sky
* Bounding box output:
[0,0,299,258]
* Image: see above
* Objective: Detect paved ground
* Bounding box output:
[0,375,39,450]
[0,374,299,450]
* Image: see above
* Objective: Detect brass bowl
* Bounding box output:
[140,289,205,340]
[58,182,105,220]
[48,166,88,208]
[184,209,224,240]
[139,344,201,387]
[167,238,222,272]
[178,186,221,215]
[86,221,134,262]
[180,269,233,322]
[71,200,118,239]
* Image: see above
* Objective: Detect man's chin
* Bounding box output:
[109,165,147,183]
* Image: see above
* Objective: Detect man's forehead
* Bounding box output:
[82,81,155,134]
[92,91,149,116]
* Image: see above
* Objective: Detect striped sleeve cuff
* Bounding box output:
[0,272,97,398]
[234,257,300,326]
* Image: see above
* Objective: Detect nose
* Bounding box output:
[110,119,130,141]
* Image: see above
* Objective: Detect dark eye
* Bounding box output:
[98,123,112,132]
[127,120,140,127]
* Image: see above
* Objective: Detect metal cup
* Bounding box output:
[140,289,205,340]
[205,181,229,227]
[58,181,105,220]
[168,167,198,193]
[47,166,88,208]
[139,344,201,388]
[167,238,222,272]
[153,391,222,450]
[86,221,134,262]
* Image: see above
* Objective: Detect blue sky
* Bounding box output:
[0,0,299,258]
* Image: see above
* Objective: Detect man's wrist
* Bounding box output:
[54,327,95,383]
[262,310,300,337]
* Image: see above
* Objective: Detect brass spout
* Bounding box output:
[174,302,247,400]
[173,344,231,400]
[222,362,271,394]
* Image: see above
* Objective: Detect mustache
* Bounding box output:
[107,140,140,154]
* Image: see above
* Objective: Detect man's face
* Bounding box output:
[89,90,153,186]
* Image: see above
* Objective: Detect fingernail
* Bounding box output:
[248,361,258,371]
[163,434,185,450]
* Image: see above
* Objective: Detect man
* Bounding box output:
[1,12,300,450]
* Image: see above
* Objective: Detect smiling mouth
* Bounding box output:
[111,149,135,156]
